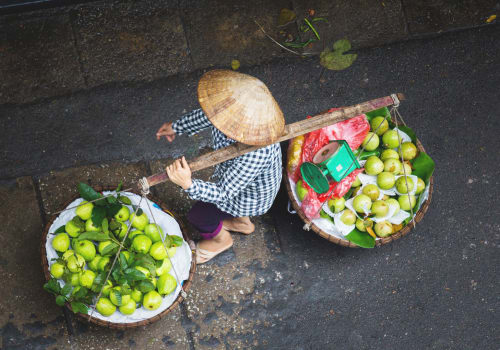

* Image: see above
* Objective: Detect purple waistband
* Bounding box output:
[199,221,224,240]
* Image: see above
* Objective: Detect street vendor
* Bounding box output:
[156,70,285,264]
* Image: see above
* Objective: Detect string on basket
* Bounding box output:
[390,105,416,228]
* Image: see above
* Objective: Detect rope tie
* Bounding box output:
[139,177,150,196]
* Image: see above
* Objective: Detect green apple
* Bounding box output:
[131,289,143,303]
[386,198,400,214]
[383,159,402,175]
[149,241,167,260]
[370,116,389,135]
[79,270,96,288]
[166,246,177,258]
[50,262,65,278]
[102,280,113,297]
[352,194,372,213]
[143,290,162,310]
[296,180,308,201]
[371,200,389,217]
[119,299,137,315]
[382,129,400,148]
[110,287,131,306]
[132,235,152,254]
[395,177,414,194]
[52,233,70,252]
[380,149,399,161]
[130,212,149,231]
[62,250,75,261]
[351,175,361,187]
[65,220,82,238]
[157,273,177,295]
[398,194,416,211]
[399,142,418,160]
[377,172,396,190]
[75,201,94,221]
[362,184,380,201]
[88,255,102,271]
[355,218,373,232]
[415,177,425,194]
[364,156,384,175]
[340,209,356,225]
[328,197,345,213]
[85,219,100,232]
[66,254,85,273]
[68,272,81,286]
[74,240,96,262]
[98,256,110,271]
[399,161,412,175]
[145,224,164,243]
[96,297,116,317]
[114,206,130,222]
[374,221,393,237]
[361,132,380,151]
[98,241,113,255]
[135,266,150,279]
[156,258,172,276]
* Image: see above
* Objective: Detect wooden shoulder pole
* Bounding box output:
[144,93,404,188]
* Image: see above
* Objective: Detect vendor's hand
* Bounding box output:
[166,156,192,190]
[156,122,176,142]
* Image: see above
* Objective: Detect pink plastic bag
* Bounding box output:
[323,108,370,150]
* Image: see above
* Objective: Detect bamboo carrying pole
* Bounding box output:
[144,94,405,188]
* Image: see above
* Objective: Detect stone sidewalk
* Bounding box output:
[1,0,498,105]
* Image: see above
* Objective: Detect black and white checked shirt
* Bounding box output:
[172,109,282,217]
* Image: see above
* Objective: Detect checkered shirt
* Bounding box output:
[172,109,282,217]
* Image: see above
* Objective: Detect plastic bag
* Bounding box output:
[286,135,305,182]
[323,108,370,150]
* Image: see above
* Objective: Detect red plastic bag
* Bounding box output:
[323,108,370,150]
[292,121,330,181]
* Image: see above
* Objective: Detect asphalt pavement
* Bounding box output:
[0,10,499,350]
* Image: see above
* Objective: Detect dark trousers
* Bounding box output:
[186,201,234,240]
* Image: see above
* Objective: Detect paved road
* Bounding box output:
[1,24,499,349]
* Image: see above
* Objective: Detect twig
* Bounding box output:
[254,19,313,57]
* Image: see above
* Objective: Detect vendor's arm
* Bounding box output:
[172,109,211,136]
[185,147,270,204]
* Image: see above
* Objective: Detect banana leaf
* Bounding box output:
[345,229,375,248]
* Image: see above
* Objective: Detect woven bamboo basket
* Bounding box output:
[41,186,196,329]
[286,139,434,248]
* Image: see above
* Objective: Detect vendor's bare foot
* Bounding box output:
[196,228,233,264]
[223,217,255,235]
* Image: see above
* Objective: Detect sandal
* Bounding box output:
[196,242,233,264]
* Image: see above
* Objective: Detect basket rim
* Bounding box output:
[285,136,434,248]
[40,186,196,329]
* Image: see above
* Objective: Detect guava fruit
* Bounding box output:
[415,177,425,194]
[157,273,177,295]
[328,197,345,213]
[398,194,416,211]
[386,198,400,214]
[362,184,380,201]
[340,209,356,225]
[395,177,414,194]
[370,116,389,135]
[355,218,373,232]
[374,221,393,237]
[96,297,116,317]
[352,194,372,213]
[380,149,399,161]
[361,132,380,151]
[382,130,400,149]
[52,233,70,252]
[377,172,395,190]
[399,142,418,160]
[384,159,402,174]
[364,156,384,175]
[143,291,162,310]
[50,262,65,278]
[371,200,389,218]
[75,201,93,221]
[296,180,308,201]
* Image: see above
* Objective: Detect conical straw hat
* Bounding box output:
[197,70,285,146]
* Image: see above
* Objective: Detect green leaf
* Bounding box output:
[397,125,417,144]
[320,39,357,71]
[170,235,184,247]
[116,181,123,193]
[61,284,73,297]
[55,295,67,306]
[76,231,110,242]
[91,206,106,227]
[136,208,143,216]
[311,17,328,23]
[411,152,435,186]
[137,280,155,293]
[93,272,106,286]
[278,8,296,26]
[109,220,121,231]
[118,195,132,205]
[54,225,66,234]
[100,242,118,256]
[44,278,61,295]
[120,284,132,295]
[71,216,85,230]
[124,268,147,281]
[107,196,118,204]
[365,107,391,122]
[106,203,122,218]
[112,290,122,306]
[119,252,128,270]
[73,286,88,299]
[77,182,105,205]
[303,18,320,40]
[345,229,375,248]
[102,218,109,234]
[70,301,89,314]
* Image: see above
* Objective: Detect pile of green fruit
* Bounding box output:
[296,108,435,247]
[44,183,184,318]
